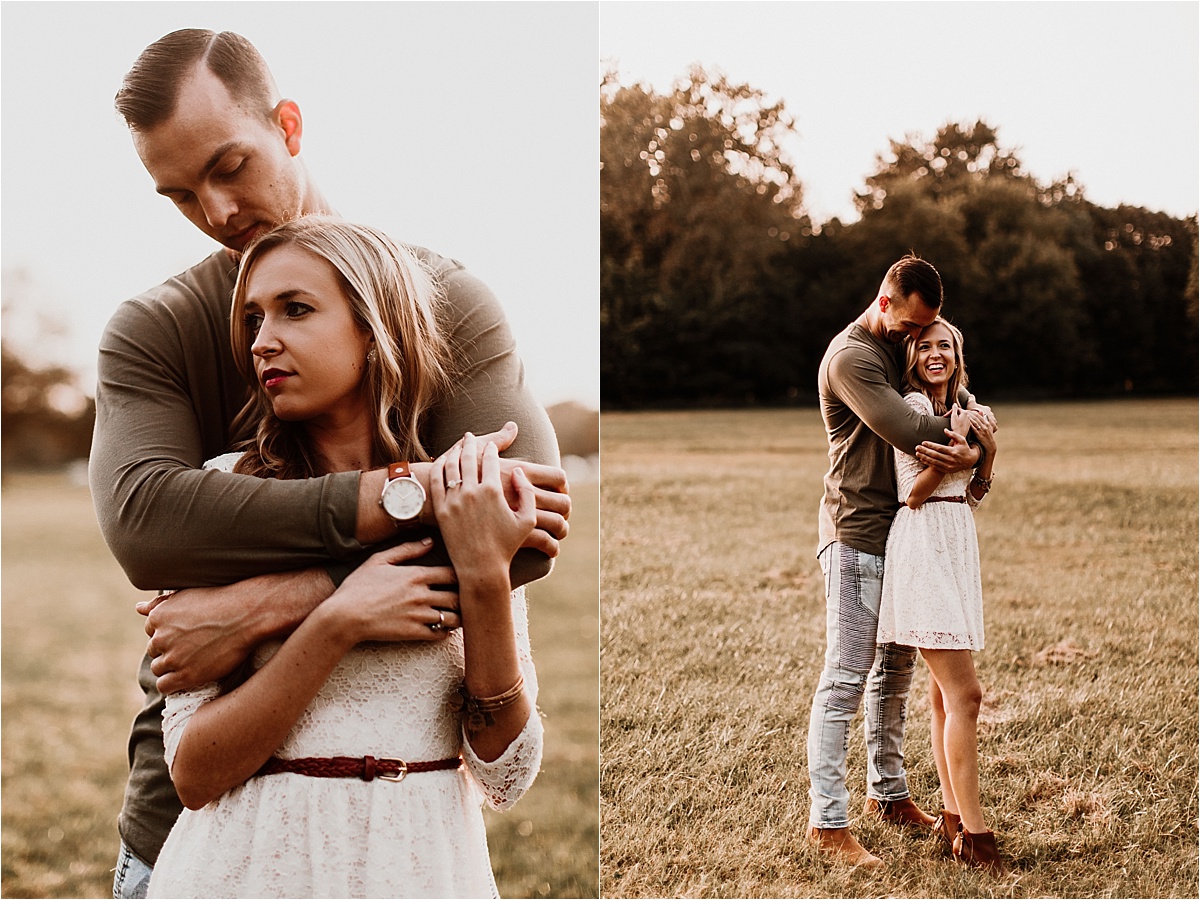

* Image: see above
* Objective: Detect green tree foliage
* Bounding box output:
[1072,204,1198,393]
[856,120,1026,212]
[601,66,809,405]
[601,73,1198,407]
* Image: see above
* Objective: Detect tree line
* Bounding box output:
[601,67,1199,408]
[2,341,95,470]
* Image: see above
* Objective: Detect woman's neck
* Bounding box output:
[304,415,377,475]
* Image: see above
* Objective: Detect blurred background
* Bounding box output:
[600,1,1198,407]
[2,3,598,897]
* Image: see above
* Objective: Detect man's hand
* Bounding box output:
[501,456,569,556]
[915,428,981,474]
[138,567,334,694]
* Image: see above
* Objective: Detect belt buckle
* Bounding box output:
[377,758,408,782]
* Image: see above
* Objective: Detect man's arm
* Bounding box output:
[140,567,334,694]
[90,292,366,590]
[829,348,954,454]
[413,255,570,587]
[143,419,566,694]
[829,348,979,472]
[916,390,994,473]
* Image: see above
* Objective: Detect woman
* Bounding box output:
[876,317,1001,872]
[147,216,543,898]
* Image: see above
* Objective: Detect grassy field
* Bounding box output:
[1,473,598,899]
[600,399,1198,899]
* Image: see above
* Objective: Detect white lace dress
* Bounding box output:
[878,392,985,651]
[147,456,543,899]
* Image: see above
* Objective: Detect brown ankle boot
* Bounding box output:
[952,825,1004,873]
[932,809,961,848]
[863,796,937,829]
[807,825,883,869]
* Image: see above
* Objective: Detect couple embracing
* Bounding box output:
[95,29,571,899]
[806,256,1003,873]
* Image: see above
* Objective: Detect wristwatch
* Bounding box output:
[379,461,426,525]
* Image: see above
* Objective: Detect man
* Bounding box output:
[93,30,571,897]
[806,255,993,868]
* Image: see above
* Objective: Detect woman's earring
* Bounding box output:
[367,348,377,365]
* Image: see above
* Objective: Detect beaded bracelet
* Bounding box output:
[971,472,994,494]
[451,675,526,732]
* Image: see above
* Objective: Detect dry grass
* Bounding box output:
[600,399,1198,898]
[1,473,598,899]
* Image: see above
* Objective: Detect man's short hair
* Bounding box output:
[883,255,943,310]
[115,29,274,132]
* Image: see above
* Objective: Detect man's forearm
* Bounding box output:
[145,566,336,694]
[93,458,364,589]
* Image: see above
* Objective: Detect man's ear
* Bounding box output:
[878,295,890,312]
[274,99,303,157]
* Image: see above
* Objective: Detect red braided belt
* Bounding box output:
[256,754,462,783]
[924,495,966,504]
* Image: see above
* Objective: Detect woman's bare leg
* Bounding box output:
[928,673,959,814]
[920,649,986,833]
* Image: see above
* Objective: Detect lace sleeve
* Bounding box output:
[966,476,988,510]
[162,682,222,774]
[461,586,543,811]
[893,392,935,502]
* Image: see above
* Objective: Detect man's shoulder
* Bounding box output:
[407,245,506,336]
[106,251,237,334]
[822,323,887,379]
[409,245,490,302]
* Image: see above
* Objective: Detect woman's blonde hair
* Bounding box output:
[229,216,454,479]
[903,316,968,415]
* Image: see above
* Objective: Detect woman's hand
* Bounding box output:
[966,409,998,458]
[431,432,537,584]
[319,540,461,645]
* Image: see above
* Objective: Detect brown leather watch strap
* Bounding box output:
[386,461,411,480]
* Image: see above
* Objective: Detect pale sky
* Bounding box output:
[1,1,599,408]
[601,1,1199,225]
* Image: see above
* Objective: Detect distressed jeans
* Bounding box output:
[112,841,152,899]
[807,541,918,829]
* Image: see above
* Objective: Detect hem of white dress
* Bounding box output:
[878,631,984,651]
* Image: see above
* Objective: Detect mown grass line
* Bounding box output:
[600,399,1198,899]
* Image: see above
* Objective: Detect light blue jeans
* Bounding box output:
[807,542,918,829]
[112,841,152,899]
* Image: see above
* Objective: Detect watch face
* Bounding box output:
[382,477,425,521]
